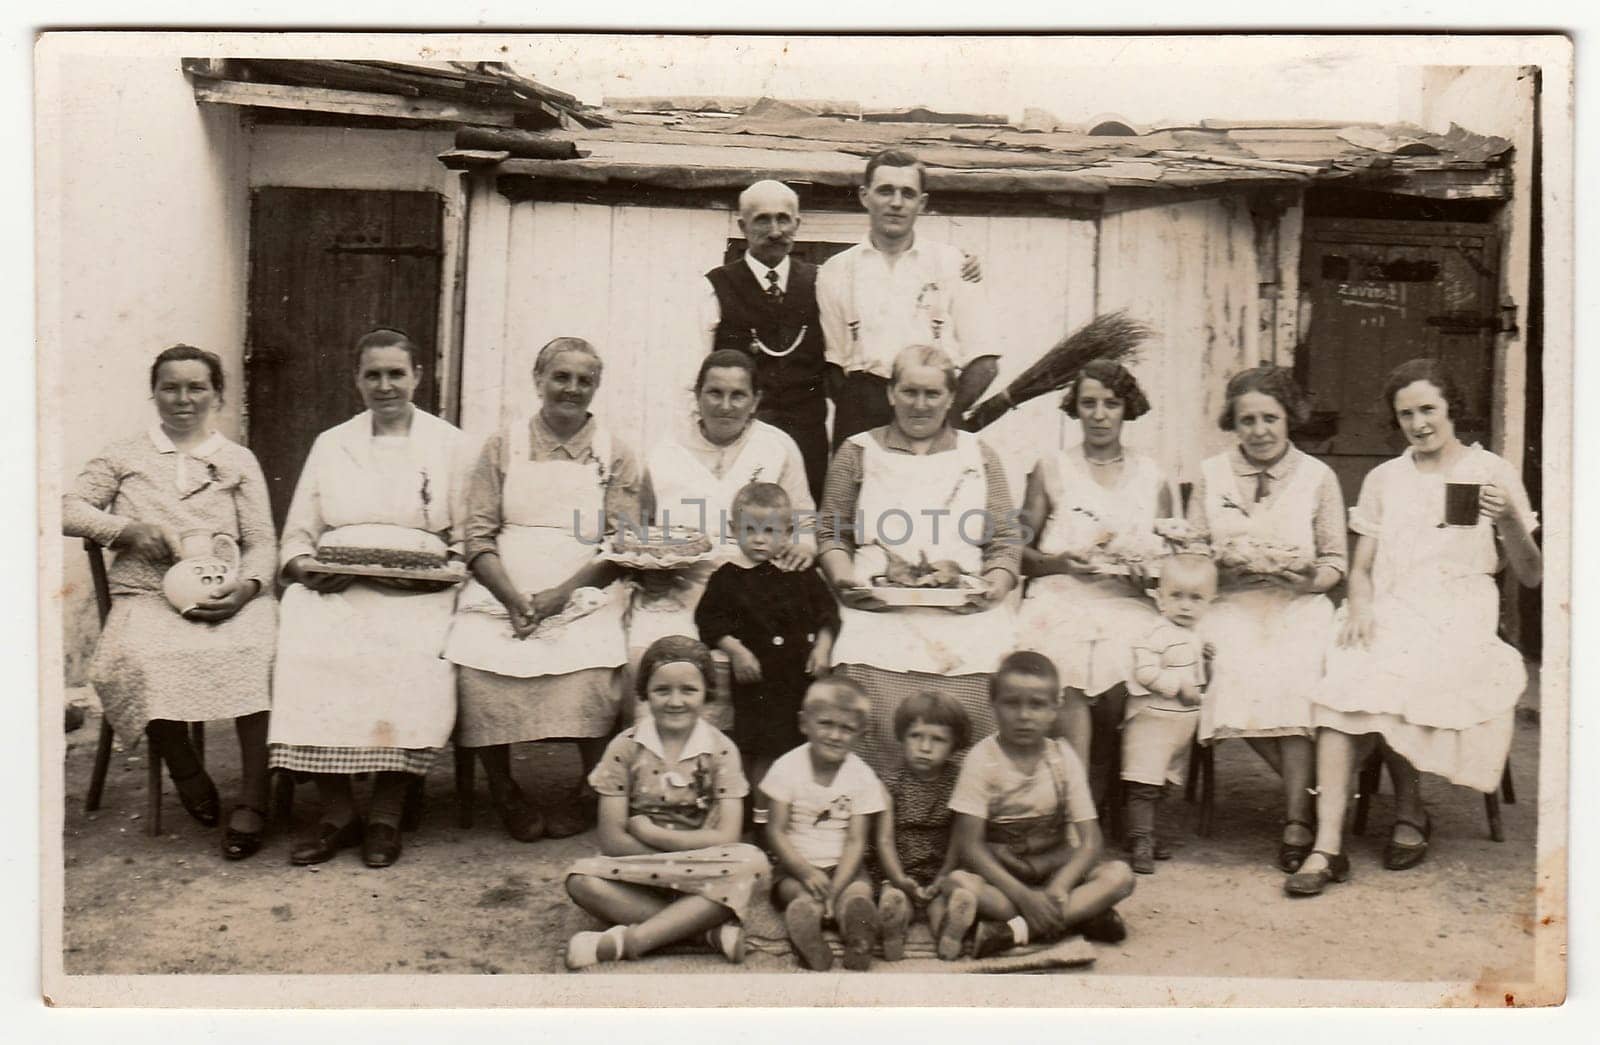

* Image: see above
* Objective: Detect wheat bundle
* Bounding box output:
[962,310,1153,432]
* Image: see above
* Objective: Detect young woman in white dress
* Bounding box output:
[1187,366,1347,874]
[1016,359,1170,798]
[1287,359,1540,895]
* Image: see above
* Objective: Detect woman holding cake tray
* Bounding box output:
[269,328,472,868]
[444,337,648,841]
[817,343,1021,774]
[627,349,815,672]
[64,344,278,861]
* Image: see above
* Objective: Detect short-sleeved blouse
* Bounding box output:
[589,716,749,830]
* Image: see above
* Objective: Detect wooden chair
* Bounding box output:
[1352,740,1515,842]
[81,539,204,837]
[1183,735,1218,836]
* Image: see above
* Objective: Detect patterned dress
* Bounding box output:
[63,427,277,738]
[567,717,770,921]
[870,763,960,892]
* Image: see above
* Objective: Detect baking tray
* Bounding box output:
[301,560,468,582]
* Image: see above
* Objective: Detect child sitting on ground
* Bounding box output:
[564,636,770,970]
[872,690,976,961]
[947,651,1136,958]
[762,675,886,971]
[1123,553,1218,874]
[695,481,838,827]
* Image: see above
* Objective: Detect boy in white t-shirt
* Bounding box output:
[763,675,887,971]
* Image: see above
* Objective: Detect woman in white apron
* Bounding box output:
[445,338,645,841]
[818,344,1020,775]
[1016,359,1171,798]
[1187,366,1347,874]
[629,350,815,666]
[1288,359,1540,896]
[269,329,468,868]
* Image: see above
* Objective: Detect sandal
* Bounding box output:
[221,804,266,861]
[1277,818,1315,873]
[1383,814,1432,871]
[1285,850,1351,897]
[171,768,220,828]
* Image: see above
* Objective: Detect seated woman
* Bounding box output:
[63,344,277,859]
[268,328,470,868]
[628,349,814,670]
[1187,366,1346,875]
[817,343,1020,774]
[445,337,644,840]
[1015,358,1171,797]
[1287,359,1540,895]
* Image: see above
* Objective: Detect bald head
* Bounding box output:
[737,180,801,267]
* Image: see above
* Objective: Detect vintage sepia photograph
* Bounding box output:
[35,30,1573,1008]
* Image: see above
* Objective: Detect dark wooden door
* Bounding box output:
[1296,218,1500,504]
[246,188,444,528]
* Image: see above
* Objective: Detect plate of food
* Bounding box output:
[1212,535,1313,577]
[603,525,717,569]
[854,546,985,607]
[305,524,468,582]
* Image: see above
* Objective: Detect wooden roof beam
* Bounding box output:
[191,78,517,127]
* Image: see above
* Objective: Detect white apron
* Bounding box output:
[627,421,797,651]
[268,419,464,751]
[1197,450,1334,741]
[829,431,1015,677]
[1016,451,1166,696]
[445,426,627,677]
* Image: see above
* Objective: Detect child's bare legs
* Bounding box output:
[948,869,1016,922]
[566,875,730,960]
[1044,860,1135,929]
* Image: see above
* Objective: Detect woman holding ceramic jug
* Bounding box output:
[62,344,278,860]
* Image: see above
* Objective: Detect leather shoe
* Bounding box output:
[1383,814,1432,871]
[1285,850,1351,896]
[1079,907,1128,944]
[172,768,220,828]
[1277,818,1315,873]
[362,822,403,868]
[492,788,546,843]
[221,805,266,861]
[971,920,1016,959]
[290,817,364,865]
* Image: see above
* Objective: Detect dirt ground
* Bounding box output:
[58,683,1541,985]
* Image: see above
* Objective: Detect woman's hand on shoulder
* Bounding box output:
[112,521,180,562]
[773,540,817,572]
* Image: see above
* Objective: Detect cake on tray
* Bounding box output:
[316,524,450,570]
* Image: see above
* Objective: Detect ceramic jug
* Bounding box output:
[162,528,241,614]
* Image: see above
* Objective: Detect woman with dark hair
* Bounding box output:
[445,337,645,841]
[628,348,815,660]
[1187,365,1347,874]
[268,328,470,867]
[1287,359,1539,895]
[64,344,277,859]
[1015,359,1172,796]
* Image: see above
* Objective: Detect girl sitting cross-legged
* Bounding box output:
[564,636,770,969]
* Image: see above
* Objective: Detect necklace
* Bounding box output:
[1084,453,1125,467]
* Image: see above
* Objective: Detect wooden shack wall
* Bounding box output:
[459,182,1282,497]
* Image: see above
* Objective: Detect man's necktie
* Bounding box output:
[765,268,783,304]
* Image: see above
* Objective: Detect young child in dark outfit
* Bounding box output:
[695,482,838,822]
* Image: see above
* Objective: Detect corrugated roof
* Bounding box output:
[437,97,1513,197]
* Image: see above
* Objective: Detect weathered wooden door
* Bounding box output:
[246,188,443,527]
[1297,218,1501,504]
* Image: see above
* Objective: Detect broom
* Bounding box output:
[961,310,1153,432]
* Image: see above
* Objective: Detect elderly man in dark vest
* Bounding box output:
[699,179,832,501]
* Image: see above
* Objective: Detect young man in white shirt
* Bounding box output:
[816,149,998,447]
